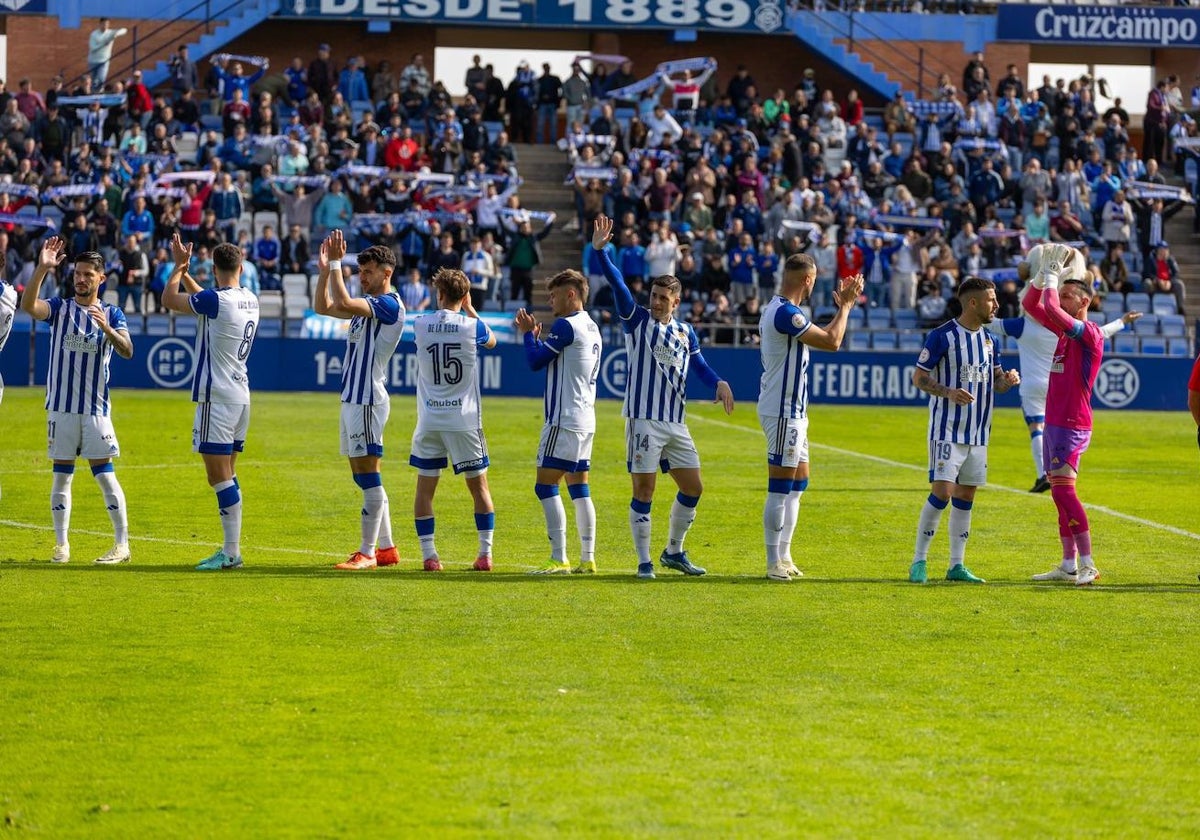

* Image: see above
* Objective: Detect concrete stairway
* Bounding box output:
[510,143,582,313]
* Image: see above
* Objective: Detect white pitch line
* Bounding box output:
[0,519,344,558]
[691,414,1200,542]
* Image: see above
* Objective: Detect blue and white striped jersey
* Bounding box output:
[0,281,16,396]
[190,287,260,404]
[43,297,128,416]
[341,292,405,406]
[620,308,700,423]
[758,296,812,419]
[541,311,601,432]
[916,319,999,446]
[414,309,490,431]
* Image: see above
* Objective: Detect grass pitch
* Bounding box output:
[1,387,1198,837]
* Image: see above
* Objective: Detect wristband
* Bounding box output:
[328,260,342,273]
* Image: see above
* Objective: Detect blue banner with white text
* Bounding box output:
[996,5,1200,48]
[279,0,788,33]
[1,332,1191,412]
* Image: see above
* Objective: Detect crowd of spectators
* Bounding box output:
[0,39,1195,346]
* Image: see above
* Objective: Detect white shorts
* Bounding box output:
[340,401,390,458]
[410,427,489,475]
[193,402,250,455]
[625,418,700,474]
[761,415,810,468]
[47,411,120,460]
[1019,381,1047,423]
[928,440,988,487]
[537,425,594,473]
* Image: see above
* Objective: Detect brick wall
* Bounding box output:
[7,17,205,93]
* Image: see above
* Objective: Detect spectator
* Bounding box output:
[1143,242,1186,315]
[121,195,154,248]
[308,43,334,102]
[1132,194,1187,258]
[207,172,244,242]
[461,234,498,309]
[254,225,281,290]
[87,18,128,88]
[117,233,148,313]
[535,62,563,145]
[312,178,353,238]
[338,57,369,104]
[1099,243,1133,297]
[502,212,554,307]
[645,224,680,277]
[282,224,311,275]
[399,53,431,98]
[399,267,432,312]
[1100,189,1133,252]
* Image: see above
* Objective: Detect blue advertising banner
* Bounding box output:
[996,5,1200,48]
[279,0,789,34]
[3,332,1188,412]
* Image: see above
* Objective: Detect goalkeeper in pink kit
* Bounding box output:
[1021,243,1105,586]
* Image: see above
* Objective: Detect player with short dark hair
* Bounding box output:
[759,253,863,581]
[592,214,734,579]
[315,232,406,571]
[162,233,260,570]
[409,267,497,571]
[1023,244,1107,585]
[909,276,1020,584]
[516,268,603,574]
[20,238,134,565]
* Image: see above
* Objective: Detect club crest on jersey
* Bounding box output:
[347,319,365,343]
[791,313,806,330]
[918,348,930,364]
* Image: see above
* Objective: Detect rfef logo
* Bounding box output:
[147,338,195,389]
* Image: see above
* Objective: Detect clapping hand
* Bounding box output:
[514,307,539,337]
[38,236,66,269]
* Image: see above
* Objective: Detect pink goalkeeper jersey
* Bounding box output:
[1046,319,1105,430]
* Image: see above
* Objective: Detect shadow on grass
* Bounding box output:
[2,560,1197,591]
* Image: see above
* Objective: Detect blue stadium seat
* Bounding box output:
[1101,300,1124,320]
[1113,334,1139,355]
[1167,337,1193,357]
[200,114,222,132]
[1086,312,1106,326]
[898,332,924,352]
[1131,315,1160,335]
[1125,292,1151,312]
[848,331,871,351]
[1160,315,1186,337]
[892,309,918,330]
[847,307,867,328]
[1139,337,1166,355]
[172,317,197,337]
[1152,297,1178,316]
[145,315,171,336]
[995,206,1017,226]
[285,319,304,339]
[872,330,900,350]
[256,317,282,338]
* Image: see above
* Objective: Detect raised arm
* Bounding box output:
[515,307,559,371]
[321,230,374,320]
[591,213,637,320]
[1100,310,1141,339]
[312,233,335,316]
[1022,243,1081,337]
[20,237,66,321]
[801,273,864,351]
[161,233,197,314]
